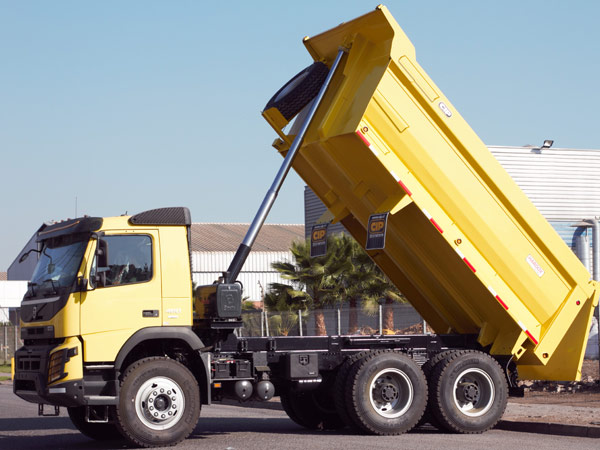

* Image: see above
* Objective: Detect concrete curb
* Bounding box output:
[496,420,600,438]
[224,399,600,438]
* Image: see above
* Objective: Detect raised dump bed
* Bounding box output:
[263,5,599,381]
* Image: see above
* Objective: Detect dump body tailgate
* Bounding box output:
[263,6,599,381]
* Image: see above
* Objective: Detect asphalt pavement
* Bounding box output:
[1,381,599,449]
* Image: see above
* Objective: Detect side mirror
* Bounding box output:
[19,248,41,263]
[76,276,89,292]
[93,268,109,288]
[97,239,109,269]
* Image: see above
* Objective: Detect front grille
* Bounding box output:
[15,379,36,391]
[18,354,42,372]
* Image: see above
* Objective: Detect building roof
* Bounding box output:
[0,272,6,281]
[190,223,304,252]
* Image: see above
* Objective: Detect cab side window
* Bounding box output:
[98,235,153,287]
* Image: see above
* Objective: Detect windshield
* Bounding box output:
[27,233,88,298]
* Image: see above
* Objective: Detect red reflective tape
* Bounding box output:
[463,258,476,273]
[430,218,443,234]
[398,179,413,196]
[356,130,371,147]
[525,330,539,345]
[495,295,509,310]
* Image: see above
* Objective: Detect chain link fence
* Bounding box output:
[241,303,429,337]
[0,325,21,366]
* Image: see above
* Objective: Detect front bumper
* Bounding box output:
[13,341,84,407]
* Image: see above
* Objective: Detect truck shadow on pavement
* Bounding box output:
[0,417,128,450]
[188,417,443,438]
[0,416,443,450]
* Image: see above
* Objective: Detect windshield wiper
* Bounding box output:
[43,279,59,295]
[26,282,38,297]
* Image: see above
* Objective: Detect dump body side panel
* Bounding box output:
[264,6,599,380]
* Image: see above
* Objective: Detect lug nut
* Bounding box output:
[160,388,164,393]
[150,406,154,411]
[172,396,176,401]
[153,391,157,396]
[168,411,172,416]
[167,390,172,395]
[149,398,153,403]
[154,412,158,417]
[161,414,165,419]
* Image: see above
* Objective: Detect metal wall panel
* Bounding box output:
[305,147,600,257]
[489,146,600,221]
[304,186,348,238]
[192,271,288,302]
[192,251,294,301]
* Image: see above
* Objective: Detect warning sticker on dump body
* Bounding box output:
[366,213,389,250]
[526,254,545,277]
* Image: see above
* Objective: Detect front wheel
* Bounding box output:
[116,357,201,448]
[67,406,122,441]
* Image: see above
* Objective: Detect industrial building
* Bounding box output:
[5,223,304,303]
[305,144,600,277]
[190,223,304,301]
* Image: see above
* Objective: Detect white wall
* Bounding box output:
[0,281,27,308]
[192,251,293,301]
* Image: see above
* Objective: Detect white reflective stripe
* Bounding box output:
[48,388,67,394]
[390,170,400,182]
[517,320,527,332]
[422,209,432,220]
[21,296,61,306]
[370,146,378,156]
[455,248,465,259]
[488,286,497,297]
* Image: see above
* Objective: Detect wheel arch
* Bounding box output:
[114,327,210,405]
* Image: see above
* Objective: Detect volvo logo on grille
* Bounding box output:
[31,306,38,320]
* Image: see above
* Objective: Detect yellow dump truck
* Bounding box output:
[13,5,598,447]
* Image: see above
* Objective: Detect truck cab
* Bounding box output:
[14,207,201,410]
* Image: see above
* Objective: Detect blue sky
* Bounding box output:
[1,1,599,271]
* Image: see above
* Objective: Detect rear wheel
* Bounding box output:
[67,406,122,441]
[116,357,201,448]
[344,350,427,435]
[416,350,456,429]
[280,379,346,430]
[333,351,370,429]
[429,350,508,433]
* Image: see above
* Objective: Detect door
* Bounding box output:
[80,230,161,362]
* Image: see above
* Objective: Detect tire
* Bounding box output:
[415,350,456,429]
[333,351,370,429]
[429,350,508,434]
[264,61,329,121]
[344,350,427,435]
[280,390,306,427]
[115,357,201,448]
[280,379,346,430]
[67,406,122,441]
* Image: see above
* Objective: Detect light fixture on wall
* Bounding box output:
[541,139,554,149]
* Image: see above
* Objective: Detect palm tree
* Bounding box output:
[263,290,304,336]
[332,235,377,333]
[358,269,404,334]
[333,234,405,334]
[269,234,350,336]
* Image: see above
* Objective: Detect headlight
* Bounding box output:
[47,347,77,384]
